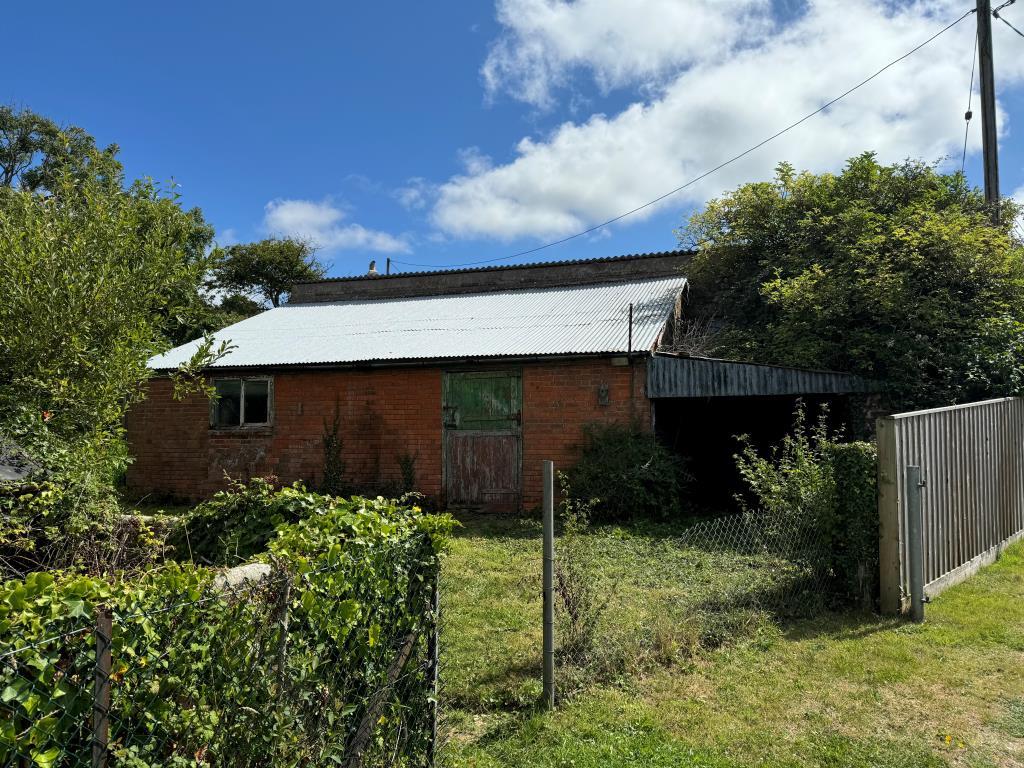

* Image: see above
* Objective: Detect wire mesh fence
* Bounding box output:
[673,506,834,616]
[547,505,836,704]
[1,543,439,768]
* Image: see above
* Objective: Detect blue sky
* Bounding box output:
[7,1,1024,277]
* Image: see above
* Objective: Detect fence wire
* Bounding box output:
[548,506,834,704]
[674,507,834,616]
[1,545,439,768]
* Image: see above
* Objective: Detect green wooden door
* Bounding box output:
[443,371,522,511]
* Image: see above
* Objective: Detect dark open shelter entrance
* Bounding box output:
[647,355,877,513]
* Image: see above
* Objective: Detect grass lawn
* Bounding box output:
[440,514,1024,767]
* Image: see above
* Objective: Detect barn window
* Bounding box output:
[211,378,272,428]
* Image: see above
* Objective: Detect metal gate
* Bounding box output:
[442,370,522,512]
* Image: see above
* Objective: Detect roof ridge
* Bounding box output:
[281,273,685,307]
[295,249,693,285]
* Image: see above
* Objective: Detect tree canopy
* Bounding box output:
[0,110,230,572]
[677,154,1024,410]
[211,237,326,308]
[0,106,123,193]
[0,170,222,487]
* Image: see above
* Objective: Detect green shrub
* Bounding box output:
[397,451,418,495]
[1,480,171,580]
[826,441,879,608]
[734,409,836,571]
[169,476,326,565]
[565,423,689,521]
[0,492,454,767]
[734,407,878,607]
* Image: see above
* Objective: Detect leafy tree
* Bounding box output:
[166,292,265,346]
[211,237,326,307]
[0,105,123,193]
[0,106,235,574]
[677,154,1024,409]
[0,169,223,484]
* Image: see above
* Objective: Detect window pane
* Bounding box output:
[243,380,269,424]
[214,380,242,427]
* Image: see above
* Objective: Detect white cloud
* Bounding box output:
[482,0,773,108]
[1013,184,1024,234]
[458,147,494,175]
[216,228,238,247]
[395,177,436,211]
[434,0,1024,241]
[264,199,411,254]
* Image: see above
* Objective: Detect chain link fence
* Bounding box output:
[1,547,439,768]
[548,505,835,703]
[674,505,833,617]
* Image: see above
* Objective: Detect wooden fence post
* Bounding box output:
[92,606,113,768]
[876,416,903,615]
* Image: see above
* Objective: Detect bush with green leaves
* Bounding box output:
[565,423,690,521]
[0,480,169,580]
[321,407,347,496]
[0,139,231,576]
[825,440,879,607]
[680,154,1024,410]
[734,406,878,606]
[169,476,326,565]
[0,172,217,486]
[0,488,453,767]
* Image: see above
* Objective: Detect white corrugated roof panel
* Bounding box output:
[149,276,687,369]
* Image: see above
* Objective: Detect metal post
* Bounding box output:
[627,303,633,360]
[92,606,113,768]
[542,460,555,710]
[906,466,926,622]
[976,0,1000,222]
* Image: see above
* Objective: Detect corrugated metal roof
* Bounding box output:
[149,276,688,370]
[646,354,875,398]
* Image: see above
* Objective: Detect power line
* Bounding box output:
[993,1,1024,37]
[393,7,977,271]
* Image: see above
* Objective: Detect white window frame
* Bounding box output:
[209,376,274,430]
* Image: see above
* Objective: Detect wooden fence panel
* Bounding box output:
[878,397,1024,615]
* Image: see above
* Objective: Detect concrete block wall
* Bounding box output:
[125,357,649,509]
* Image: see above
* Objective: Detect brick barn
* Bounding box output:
[126,251,871,511]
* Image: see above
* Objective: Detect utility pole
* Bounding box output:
[977,0,1001,224]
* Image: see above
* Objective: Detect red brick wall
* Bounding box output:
[125,358,649,509]
[520,359,649,508]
